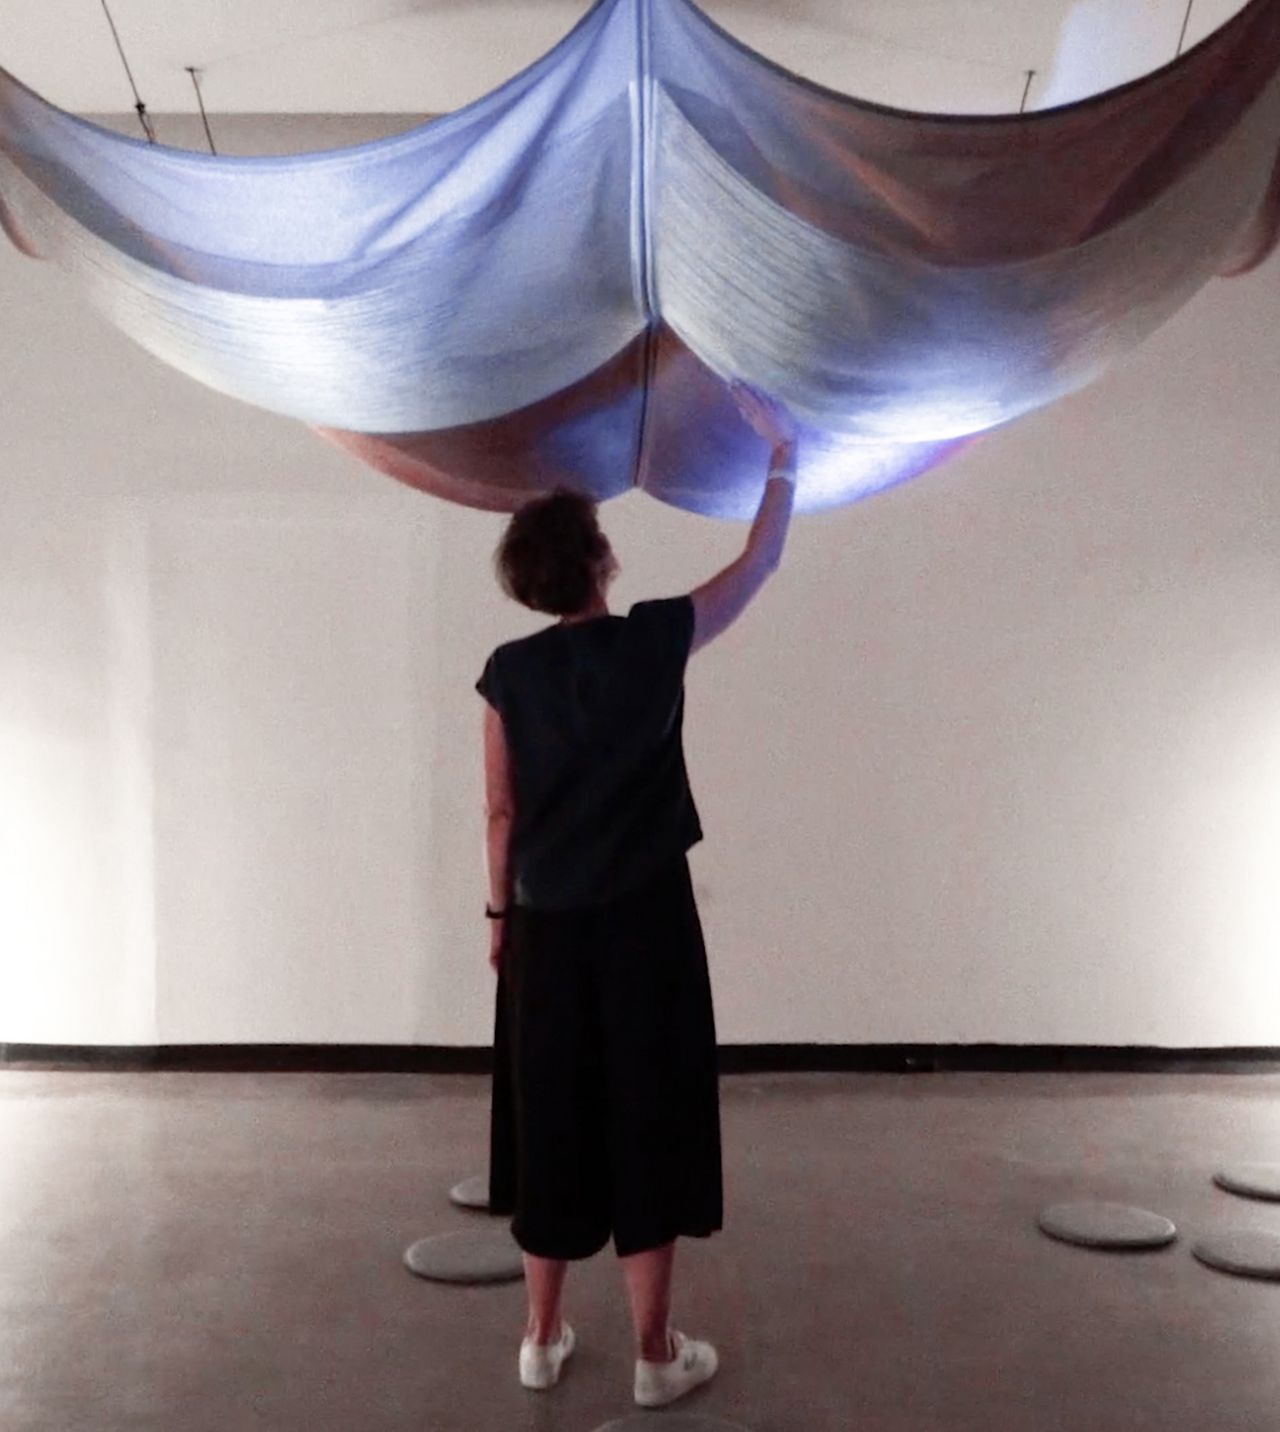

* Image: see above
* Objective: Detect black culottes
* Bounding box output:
[488,855,723,1260]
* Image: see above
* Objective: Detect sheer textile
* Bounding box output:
[2,0,1278,515]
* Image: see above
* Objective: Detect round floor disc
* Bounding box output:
[1212,1164,1280,1202]
[403,1228,525,1284]
[448,1174,492,1211]
[1037,1201,1177,1250]
[1191,1229,1280,1281]
[595,1418,749,1432]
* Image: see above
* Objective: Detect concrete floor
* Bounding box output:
[2,1070,1279,1432]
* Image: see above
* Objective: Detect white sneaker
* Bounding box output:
[519,1322,575,1390]
[634,1329,718,1408]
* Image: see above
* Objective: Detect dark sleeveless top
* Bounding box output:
[476,596,703,911]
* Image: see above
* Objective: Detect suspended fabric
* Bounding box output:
[1,0,1278,518]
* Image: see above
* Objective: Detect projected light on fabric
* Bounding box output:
[1,0,1278,517]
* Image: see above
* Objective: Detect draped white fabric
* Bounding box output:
[2,0,1278,515]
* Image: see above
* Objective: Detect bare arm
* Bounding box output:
[482,701,515,969]
[689,457,795,655]
[689,384,798,656]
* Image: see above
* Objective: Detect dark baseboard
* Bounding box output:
[2,1043,1279,1074]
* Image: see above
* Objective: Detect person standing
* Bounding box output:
[476,382,798,1407]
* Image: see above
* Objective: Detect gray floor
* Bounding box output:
[2,1069,1279,1432]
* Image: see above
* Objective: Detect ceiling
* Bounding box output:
[0,0,1252,122]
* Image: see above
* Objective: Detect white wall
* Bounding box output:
[2,117,1279,1050]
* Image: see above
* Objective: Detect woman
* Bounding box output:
[476,381,797,1408]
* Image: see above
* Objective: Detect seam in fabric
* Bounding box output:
[630,0,660,492]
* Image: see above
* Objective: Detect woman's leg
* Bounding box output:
[620,1240,677,1362]
[523,1253,568,1344]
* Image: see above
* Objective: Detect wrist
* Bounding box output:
[767,452,797,487]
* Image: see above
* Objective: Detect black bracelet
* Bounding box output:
[485,904,508,920]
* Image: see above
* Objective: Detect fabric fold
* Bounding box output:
[1,0,1277,516]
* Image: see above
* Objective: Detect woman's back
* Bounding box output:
[477,597,702,912]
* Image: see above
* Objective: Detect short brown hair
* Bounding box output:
[495,487,611,616]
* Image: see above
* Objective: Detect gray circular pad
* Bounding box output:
[595,1419,749,1432]
[1213,1164,1280,1202]
[1038,1201,1177,1250]
[1192,1230,1280,1281]
[403,1229,525,1284]
[448,1174,492,1211]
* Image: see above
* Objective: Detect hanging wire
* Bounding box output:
[1176,0,1197,56]
[1019,69,1036,113]
[96,0,156,142]
[185,67,218,154]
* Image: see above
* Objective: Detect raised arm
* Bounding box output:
[689,383,798,656]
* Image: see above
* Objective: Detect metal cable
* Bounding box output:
[96,0,156,142]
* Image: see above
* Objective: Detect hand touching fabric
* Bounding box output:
[729,381,798,455]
